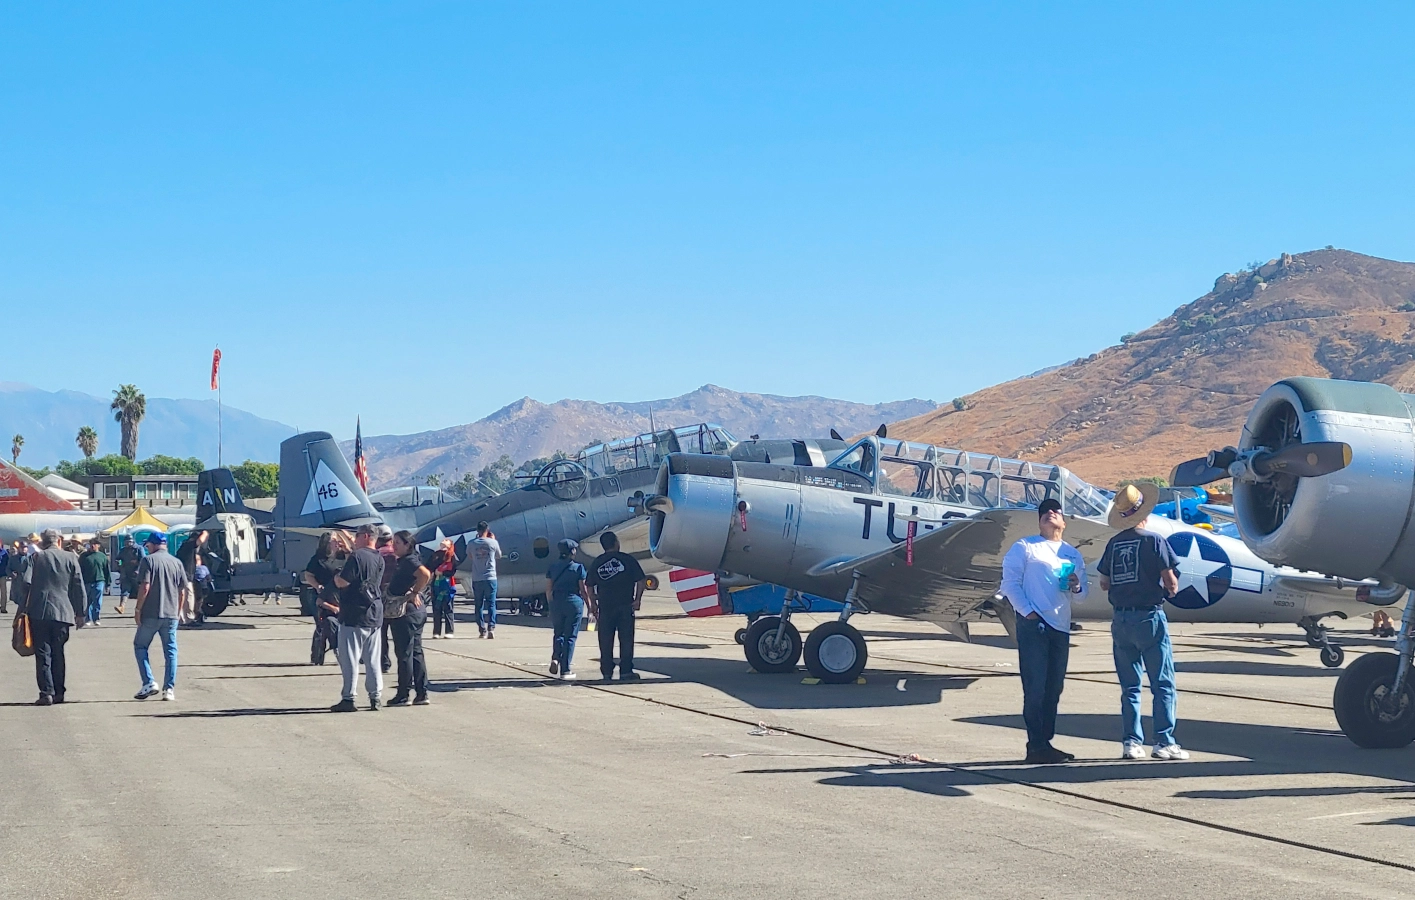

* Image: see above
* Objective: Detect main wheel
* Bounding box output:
[804,621,868,684]
[1334,652,1415,748]
[202,592,231,617]
[743,616,802,674]
[1320,645,1345,668]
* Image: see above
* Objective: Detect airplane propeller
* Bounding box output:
[1169,441,1352,487]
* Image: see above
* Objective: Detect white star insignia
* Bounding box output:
[1175,537,1226,603]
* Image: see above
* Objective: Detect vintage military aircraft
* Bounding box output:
[404,425,847,604]
[643,433,1403,684]
[1168,376,1415,749]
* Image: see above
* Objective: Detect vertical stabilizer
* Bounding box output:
[196,468,248,521]
[273,432,381,530]
[0,460,78,514]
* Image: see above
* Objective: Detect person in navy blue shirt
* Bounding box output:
[544,540,588,681]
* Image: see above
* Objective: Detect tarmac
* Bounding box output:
[2,589,1413,899]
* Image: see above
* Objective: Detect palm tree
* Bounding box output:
[10,434,22,465]
[111,384,147,461]
[76,426,99,460]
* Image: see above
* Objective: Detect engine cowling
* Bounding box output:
[647,454,737,572]
[1237,378,1415,585]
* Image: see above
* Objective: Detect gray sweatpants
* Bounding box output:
[337,624,384,701]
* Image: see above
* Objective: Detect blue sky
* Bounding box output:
[4,3,1414,438]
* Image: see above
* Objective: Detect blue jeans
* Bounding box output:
[1111,607,1177,746]
[86,582,105,623]
[549,595,584,672]
[135,616,179,691]
[474,580,498,631]
[1015,615,1070,753]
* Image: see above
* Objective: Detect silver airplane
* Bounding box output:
[642,433,1403,684]
[1169,376,1415,749]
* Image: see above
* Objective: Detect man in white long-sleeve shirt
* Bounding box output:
[999,498,1088,764]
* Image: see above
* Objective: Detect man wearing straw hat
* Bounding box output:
[1096,482,1187,761]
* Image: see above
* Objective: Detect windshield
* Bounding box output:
[830,441,877,480]
[578,423,736,477]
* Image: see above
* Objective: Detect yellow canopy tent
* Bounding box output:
[100,506,172,535]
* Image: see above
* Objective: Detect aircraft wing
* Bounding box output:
[835,509,1116,631]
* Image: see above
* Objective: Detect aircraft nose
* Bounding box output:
[647,454,737,570]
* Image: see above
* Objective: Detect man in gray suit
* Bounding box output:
[15,529,85,705]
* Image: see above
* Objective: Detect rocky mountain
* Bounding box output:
[888,249,1415,487]
[352,385,935,488]
[0,382,295,466]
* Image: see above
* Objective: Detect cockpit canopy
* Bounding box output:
[578,424,735,478]
[829,437,1111,518]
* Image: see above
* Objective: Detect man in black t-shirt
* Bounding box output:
[331,525,386,712]
[587,531,648,682]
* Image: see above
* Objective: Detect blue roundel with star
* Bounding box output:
[1164,532,1233,609]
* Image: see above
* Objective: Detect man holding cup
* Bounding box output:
[1000,498,1088,764]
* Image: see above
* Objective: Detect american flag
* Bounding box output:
[353,417,368,491]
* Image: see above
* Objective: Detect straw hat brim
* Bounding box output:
[1107,481,1160,530]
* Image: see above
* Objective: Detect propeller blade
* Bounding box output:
[1170,456,1230,488]
[830,428,843,441]
[1253,441,1352,479]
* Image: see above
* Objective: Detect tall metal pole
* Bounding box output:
[217,352,223,469]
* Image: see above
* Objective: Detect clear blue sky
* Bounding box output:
[5,3,1414,439]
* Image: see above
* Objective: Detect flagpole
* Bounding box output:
[217,347,223,469]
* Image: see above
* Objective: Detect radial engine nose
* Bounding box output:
[647,453,738,571]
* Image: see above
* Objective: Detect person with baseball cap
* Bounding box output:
[133,532,188,701]
[1096,482,1187,761]
[544,538,588,680]
[999,498,1088,764]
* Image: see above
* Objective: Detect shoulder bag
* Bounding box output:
[12,613,33,657]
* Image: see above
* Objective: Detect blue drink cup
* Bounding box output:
[1057,561,1075,588]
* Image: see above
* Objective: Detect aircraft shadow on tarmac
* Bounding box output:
[1172,660,1342,678]
[617,656,979,711]
[139,707,334,718]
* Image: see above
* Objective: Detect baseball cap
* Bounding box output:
[557,538,579,557]
[1037,498,1063,517]
[144,532,167,545]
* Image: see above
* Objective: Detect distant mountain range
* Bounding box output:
[890,248,1415,486]
[349,385,936,488]
[0,382,296,466]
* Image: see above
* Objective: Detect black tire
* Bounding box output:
[1320,645,1345,669]
[202,593,231,617]
[803,621,869,684]
[1334,652,1415,749]
[743,616,802,674]
[734,627,748,645]
[645,575,660,591]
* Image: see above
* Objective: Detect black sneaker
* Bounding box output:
[413,695,431,706]
[369,697,381,711]
[619,672,642,682]
[330,699,358,713]
[387,695,411,707]
[34,695,53,707]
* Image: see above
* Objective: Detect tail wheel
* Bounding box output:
[804,621,868,684]
[1334,652,1415,748]
[1320,645,1345,668]
[743,616,802,674]
[734,628,748,645]
[645,575,660,591]
[202,593,231,617]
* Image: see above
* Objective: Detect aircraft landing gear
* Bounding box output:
[1300,615,1346,667]
[1334,591,1415,748]
[202,592,232,617]
[801,571,869,684]
[743,615,802,673]
[734,628,748,645]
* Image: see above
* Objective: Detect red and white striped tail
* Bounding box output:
[669,567,722,617]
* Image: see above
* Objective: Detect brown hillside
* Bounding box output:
[889,249,1415,487]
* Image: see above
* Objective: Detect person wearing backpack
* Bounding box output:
[544,539,589,681]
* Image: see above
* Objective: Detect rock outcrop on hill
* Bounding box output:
[889,249,1415,487]
[354,385,935,488]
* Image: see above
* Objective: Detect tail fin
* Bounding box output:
[273,432,381,530]
[668,567,723,617]
[196,469,248,521]
[0,460,77,514]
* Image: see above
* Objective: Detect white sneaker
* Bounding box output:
[549,660,560,677]
[90,620,101,627]
[1152,744,1189,760]
[161,688,175,702]
[1121,741,1146,760]
[560,671,576,681]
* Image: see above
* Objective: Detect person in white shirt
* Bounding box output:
[999,498,1088,764]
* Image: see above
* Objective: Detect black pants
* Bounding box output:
[381,622,392,673]
[311,612,338,665]
[31,619,71,699]
[390,607,428,699]
[433,600,455,636]
[597,605,636,678]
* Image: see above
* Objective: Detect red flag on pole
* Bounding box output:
[210,348,222,391]
[353,417,369,491]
